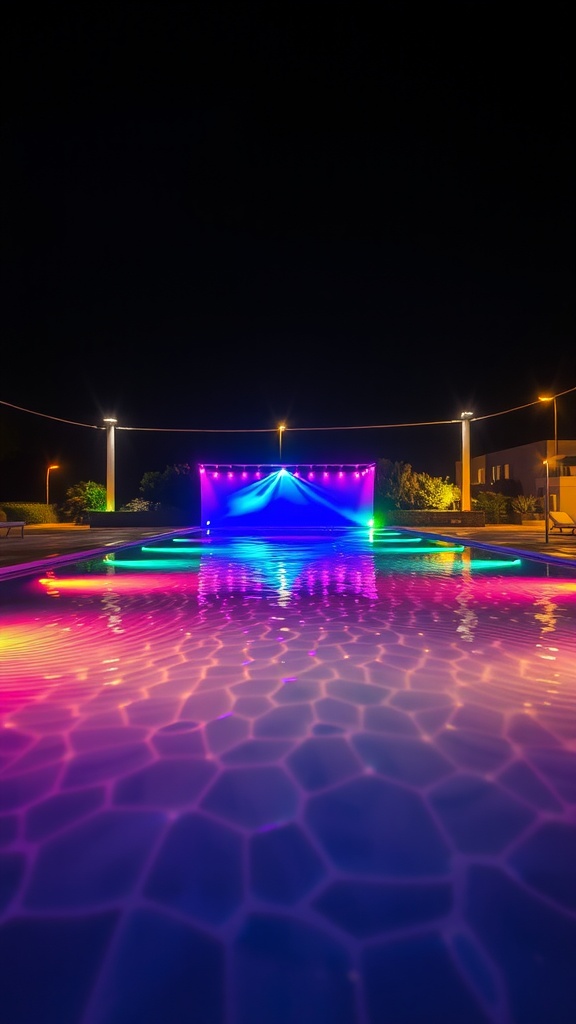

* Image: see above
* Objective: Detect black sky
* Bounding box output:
[2,3,575,503]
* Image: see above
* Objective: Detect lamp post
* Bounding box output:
[103,418,117,511]
[46,464,60,505]
[543,459,549,544]
[538,395,558,456]
[460,412,474,512]
[278,423,286,461]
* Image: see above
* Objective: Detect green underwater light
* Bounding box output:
[463,558,522,569]
[103,555,200,568]
[374,536,423,544]
[374,544,466,554]
[140,546,204,554]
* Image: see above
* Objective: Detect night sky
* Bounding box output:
[2,4,575,505]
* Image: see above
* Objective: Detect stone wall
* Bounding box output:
[383,510,486,527]
[89,510,487,529]
[88,511,193,528]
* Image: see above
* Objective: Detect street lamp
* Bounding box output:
[103,418,117,511]
[278,423,286,461]
[543,460,549,544]
[46,464,60,505]
[460,412,474,512]
[538,395,558,456]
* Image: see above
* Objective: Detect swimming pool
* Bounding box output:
[1,528,575,1024]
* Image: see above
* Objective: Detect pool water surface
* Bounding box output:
[1,528,575,1024]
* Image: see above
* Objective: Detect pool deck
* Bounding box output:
[416,521,576,567]
[0,524,193,577]
[0,521,575,576]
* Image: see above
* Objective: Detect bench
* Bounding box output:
[0,521,25,538]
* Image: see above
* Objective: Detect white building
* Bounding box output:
[456,439,576,518]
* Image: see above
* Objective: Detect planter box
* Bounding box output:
[383,511,486,528]
[88,511,193,528]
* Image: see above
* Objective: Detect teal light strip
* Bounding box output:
[140,546,203,554]
[374,537,423,544]
[375,545,466,553]
[464,558,522,568]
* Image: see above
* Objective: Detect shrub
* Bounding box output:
[119,498,159,512]
[0,502,58,524]
[411,473,461,510]
[139,464,196,511]
[473,491,509,523]
[375,460,460,511]
[510,494,541,516]
[61,482,107,524]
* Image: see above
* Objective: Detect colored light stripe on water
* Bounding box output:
[140,546,203,554]
[465,558,522,568]
[374,536,423,543]
[374,544,466,553]
[38,574,198,590]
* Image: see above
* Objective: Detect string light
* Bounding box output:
[1,388,575,434]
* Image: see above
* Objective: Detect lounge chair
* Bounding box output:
[549,511,576,535]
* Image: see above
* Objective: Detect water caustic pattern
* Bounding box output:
[1,529,576,1024]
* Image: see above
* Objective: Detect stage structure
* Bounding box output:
[199,464,376,529]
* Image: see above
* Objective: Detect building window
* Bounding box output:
[477,468,485,484]
[504,464,510,479]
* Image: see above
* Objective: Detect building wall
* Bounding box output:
[534,473,576,519]
[456,439,576,517]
